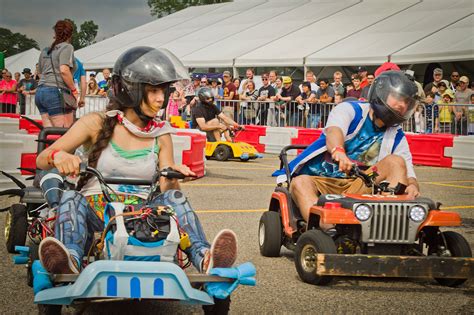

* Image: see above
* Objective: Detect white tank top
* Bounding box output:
[81,140,158,199]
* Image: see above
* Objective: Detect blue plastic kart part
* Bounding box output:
[34,260,215,306]
[240,153,250,160]
[205,262,256,299]
[256,153,263,159]
[32,260,53,294]
[13,246,30,265]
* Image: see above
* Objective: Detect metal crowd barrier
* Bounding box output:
[22,94,109,118]
[4,95,472,136]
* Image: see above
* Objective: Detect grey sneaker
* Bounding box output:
[39,237,79,274]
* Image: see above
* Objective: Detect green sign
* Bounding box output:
[0,52,4,70]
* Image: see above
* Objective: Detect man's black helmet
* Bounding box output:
[112,46,189,111]
[368,70,419,127]
[198,87,214,105]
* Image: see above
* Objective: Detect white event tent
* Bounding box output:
[76,0,474,71]
[4,48,40,76]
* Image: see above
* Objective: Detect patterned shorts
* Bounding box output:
[85,194,144,221]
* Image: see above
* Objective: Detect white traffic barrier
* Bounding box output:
[259,127,298,155]
[171,133,191,166]
[0,118,23,134]
[450,136,474,170]
[3,132,37,154]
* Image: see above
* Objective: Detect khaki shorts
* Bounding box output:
[310,176,372,196]
[222,106,234,120]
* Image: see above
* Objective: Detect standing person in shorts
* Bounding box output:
[273,71,421,232]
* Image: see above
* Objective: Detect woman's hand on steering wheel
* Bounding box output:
[53,151,82,177]
[170,164,196,178]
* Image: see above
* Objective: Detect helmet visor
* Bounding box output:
[376,83,419,121]
[120,48,190,86]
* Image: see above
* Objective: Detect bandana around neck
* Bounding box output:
[106,110,168,138]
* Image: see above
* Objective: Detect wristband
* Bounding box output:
[330,146,345,155]
[48,150,60,166]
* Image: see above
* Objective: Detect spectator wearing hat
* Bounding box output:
[210,78,223,100]
[437,89,455,133]
[222,70,238,120]
[0,71,18,113]
[89,72,96,81]
[276,76,301,127]
[18,68,38,115]
[357,66,369,89]
[424,68,444,95]
[434,80,450,103]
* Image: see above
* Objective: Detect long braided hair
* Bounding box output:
[76,100,120,190]
[48,20,74,54]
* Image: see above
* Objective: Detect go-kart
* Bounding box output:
[205,126,262,162]
[12,165,255,314]
[259,144,473,286]
[2,127,67,255]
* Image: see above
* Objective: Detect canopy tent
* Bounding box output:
[4,48,40,76]
[305,0,472,66]
[75,0,474,70]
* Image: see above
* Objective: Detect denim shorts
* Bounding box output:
[35,86,73,116]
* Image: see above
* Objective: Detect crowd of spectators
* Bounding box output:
[1,61,473,135]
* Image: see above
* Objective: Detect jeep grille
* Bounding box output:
[359,203,419,244]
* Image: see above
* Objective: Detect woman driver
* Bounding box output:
[37,46,237,275]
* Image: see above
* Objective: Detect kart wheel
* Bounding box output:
[433,231,472,287]
[259,211,282,257]
[38,304,62,315]
[27,242,39,287]
[214,145,231,161]
[5,204,28,253]
[203,296,230,315]
[295,229,337,285]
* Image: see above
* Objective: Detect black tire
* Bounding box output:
[295,229,337,285]
[5,204,28,253]
[203,296,230,315]
[38,304,62,315]
[434,231,472,287]
[214,145,231,161]
[258,211,282,257]
[27,242,40,287]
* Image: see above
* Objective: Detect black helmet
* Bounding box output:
[112,46,189,120]
[198,87,214,105]
[368,70,419,127]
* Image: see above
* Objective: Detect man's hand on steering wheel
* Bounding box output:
[331,146,352,174]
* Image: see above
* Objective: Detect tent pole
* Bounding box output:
[232,59,238,79]
[303,58,307,78]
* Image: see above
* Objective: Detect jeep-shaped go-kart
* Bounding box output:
[259,145,473,286]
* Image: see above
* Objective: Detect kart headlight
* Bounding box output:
[409,205,427,222]
[354,204,372,221]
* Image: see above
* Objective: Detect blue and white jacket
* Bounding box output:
[273,101,415,183]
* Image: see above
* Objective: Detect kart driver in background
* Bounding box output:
[192,87,240,142]
[273,71,421,232]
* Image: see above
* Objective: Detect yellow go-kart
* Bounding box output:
[205,141,262,162]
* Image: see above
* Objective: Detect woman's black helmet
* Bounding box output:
[367,70,419,127]
[198,87,214,105]
[112,46,189,119]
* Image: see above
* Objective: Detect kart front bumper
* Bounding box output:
[34,260,218,306]
[316,254,474,279]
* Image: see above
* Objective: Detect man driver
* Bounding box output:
[273,71,421,232]
[192,87,240,142]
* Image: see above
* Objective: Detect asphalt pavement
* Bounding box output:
[0,155,473,314]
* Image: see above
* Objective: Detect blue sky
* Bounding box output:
[1,0,155,48]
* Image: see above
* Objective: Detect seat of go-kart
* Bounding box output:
[22,186,46,204]
[316,194,439,210]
